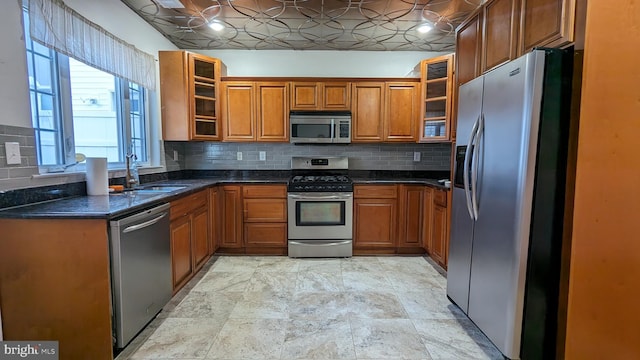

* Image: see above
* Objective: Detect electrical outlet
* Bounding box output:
[413,151,421,162]
[236,152,243,161]
[259,151,266,161]
[173,150,179,161]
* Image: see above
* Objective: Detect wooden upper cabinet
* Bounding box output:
[159,51,226,141]
[290,82,350,110]
[222,82,255,141]
[256,82,289,142]
[520,0,580,52]
[384,82,419,142]
[222,81,289,142]
[322,82,351,109]
[419,54,454,142]
[456,11,482,86]
[482,0,520,73]
[351,82,385,142]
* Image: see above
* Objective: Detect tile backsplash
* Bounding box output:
[166,141,451,171]
[0,125,39,190]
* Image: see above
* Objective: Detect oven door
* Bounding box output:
[287,192,353,240]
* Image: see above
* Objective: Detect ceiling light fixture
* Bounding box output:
[208,21,225,32]
[417,23,433,34]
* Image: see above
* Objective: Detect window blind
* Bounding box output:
[28,0,156,91]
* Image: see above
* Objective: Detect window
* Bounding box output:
[23,7,148,167]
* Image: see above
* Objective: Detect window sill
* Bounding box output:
[32,165,166,179]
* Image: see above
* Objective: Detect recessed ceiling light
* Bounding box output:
[417,23,433,34]
[208,21,225,32]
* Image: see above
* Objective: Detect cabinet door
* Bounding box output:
[322,82,351,109]
[420,55,454,142]
[220,185,243,248]
[351,82,385,142]
[192,206,210,271]
[353,198,397,248]
[431,205,447,266]
[244,223,287,247]
[256,82,289,142]
[170,215,192,290]
[384,82,419,142]
[209,187,219,255]
[222,82,255,141]
[188,53,222,140]
[456,12,482,86]
[398,185,424,248]
[520,0,578,52]
[290,82,320,110]
[243,198,287,222]
[482,0,520,73]
[422,187,434,251]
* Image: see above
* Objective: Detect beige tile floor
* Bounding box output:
[116,256,504,360]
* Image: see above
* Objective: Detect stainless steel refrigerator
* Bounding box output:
[447,49,573,360]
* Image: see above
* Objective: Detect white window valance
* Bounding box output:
[28,0,156,91]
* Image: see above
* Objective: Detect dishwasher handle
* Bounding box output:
[122,213,167,234]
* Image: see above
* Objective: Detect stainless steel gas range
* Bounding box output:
[287,156,353,258]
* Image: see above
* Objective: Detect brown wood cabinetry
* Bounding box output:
[353,185,398,253]
[221,81,289,142]
[422,187,434,251]
[243,185,287,253]
[159,51,226,141]
[290,82,350,110]
[209,187,220,255]
[385,82,419,142]
[482,0,520,72]
[430,189,448,267]
[419,54,454,142]
[351,82,385,142]
[398,185,425,252]
[170,189,210,292]
[520,0,581,53]
[0,219,113,359]
[219,185,243,250]
[456,12,482,86]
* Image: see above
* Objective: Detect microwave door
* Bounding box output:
[291,121,333,143]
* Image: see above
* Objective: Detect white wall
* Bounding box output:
[0,1,32,127]
[198,49,447,78]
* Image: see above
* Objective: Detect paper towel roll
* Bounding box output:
[86,157,108,196]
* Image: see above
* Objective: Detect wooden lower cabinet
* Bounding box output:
[398,185,425,252]
[170,215,193,290]
[209,187,219,255]
[242,185,288,254]
[422,187,434,251]
[428,189,449,268]
[353,185,398,253]
[219,185,244,250]
[170,189,210,292]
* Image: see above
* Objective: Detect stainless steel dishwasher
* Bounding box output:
[109,203,172,348]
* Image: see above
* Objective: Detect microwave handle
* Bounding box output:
[330,118,335,141]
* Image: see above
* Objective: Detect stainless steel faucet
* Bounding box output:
[125,153,138,188]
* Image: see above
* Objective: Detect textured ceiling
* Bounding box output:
[121,0,485,51]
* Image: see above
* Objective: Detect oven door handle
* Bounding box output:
[288,194,353,200]
[289,240,352,247]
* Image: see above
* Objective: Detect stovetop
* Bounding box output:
[288,174,353,193]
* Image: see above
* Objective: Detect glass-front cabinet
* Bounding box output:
[159,51,226,141]
[419,54,454,142]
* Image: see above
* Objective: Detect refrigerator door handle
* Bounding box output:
[464,115,480,220]
[471,114,484,220]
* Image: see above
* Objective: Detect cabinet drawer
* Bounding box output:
[243,198,287,222]
[243,184,287,198]
[434,189,447,207]
[354,185,397,199]
[244,223,287,246]
[170,189,208,220]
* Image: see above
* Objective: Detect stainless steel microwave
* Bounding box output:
[289,111,351,144]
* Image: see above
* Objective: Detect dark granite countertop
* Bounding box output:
[0,170,450,219]
[0,176,289,220]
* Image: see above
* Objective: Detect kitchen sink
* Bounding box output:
[135,185,187,193]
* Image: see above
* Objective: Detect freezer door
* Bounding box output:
[447,75,484,313]
[467,51,546,359]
